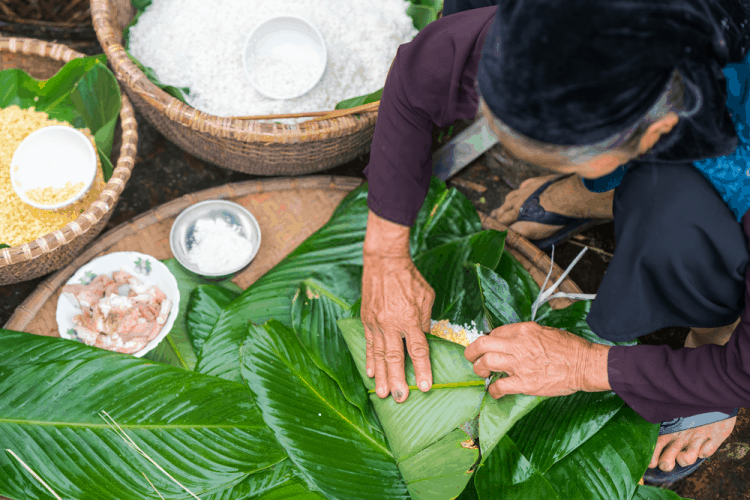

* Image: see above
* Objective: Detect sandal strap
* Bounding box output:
[659,408,740,435]
[517,174,587,227]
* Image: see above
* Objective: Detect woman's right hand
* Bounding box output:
[361,210,435,403]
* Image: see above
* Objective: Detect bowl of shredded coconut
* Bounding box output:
[169,200,261,278]
[242,15,327,100]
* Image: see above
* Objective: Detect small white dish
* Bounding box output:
[243,15,327,100]
[169,199,262,278]
[56,251,180,358]
[10,125,97,210]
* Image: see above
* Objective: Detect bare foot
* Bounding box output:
[490,175,614,241]
[650,320,740,472]
[649,416,736,472]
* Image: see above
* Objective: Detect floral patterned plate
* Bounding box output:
[55,251,180,357]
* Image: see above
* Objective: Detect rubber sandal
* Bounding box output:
[515,174,610,250]
[642,408,740,485]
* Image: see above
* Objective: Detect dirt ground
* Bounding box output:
[0,32,746,500]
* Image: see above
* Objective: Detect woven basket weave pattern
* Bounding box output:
[0,36,137,286]
[90,0,381,175]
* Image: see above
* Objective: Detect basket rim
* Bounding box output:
[0,36,138,269]
[89,0,381,144]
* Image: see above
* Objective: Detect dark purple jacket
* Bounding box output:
[364,6,750,423]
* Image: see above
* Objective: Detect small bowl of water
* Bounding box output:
[243,15,327,100]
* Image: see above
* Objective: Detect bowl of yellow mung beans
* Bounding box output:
[0,105,106,249]
[10,125,98,210]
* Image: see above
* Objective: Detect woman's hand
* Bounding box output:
[361,210,435,403]
[464,322,611,398]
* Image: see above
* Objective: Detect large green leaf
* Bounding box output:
[186,285,241,355]
[0,55,122,182]
[542,405,659,500]
[475,405,659,500]
[505,391,625,474]
[291,280,375,428]
[144,259,241,371]
[240,321,409,500]
[0,329,286,500]
[410,184,483,257]
[415,231,507,326]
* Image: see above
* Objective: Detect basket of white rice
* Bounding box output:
[91,0,439,175]
[0,37,137,286]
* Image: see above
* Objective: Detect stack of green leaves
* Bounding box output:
[0,179,689,499]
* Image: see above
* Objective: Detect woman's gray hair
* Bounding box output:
[483,70,701,163]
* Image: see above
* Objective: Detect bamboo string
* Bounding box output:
[230,101,380,122]
[367,380,486,393]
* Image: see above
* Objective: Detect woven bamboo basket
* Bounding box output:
[90,0,382,176]
[0,36,138,286]
[0,0,96,40]
[5,176,582,334]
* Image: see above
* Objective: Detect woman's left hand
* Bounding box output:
[464,322,612,399]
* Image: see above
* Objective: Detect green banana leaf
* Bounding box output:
[143,259,241,370]
[122,0,441,110]
[240,321,409,500]
[0,330,287,500]
[0,54,121,183]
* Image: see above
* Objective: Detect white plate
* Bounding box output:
[56,251,180,357]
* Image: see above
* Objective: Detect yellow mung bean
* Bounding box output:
[25,181,85,205]
[0,105,105,247]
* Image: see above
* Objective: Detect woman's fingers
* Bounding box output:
[405,327,432,392]
[471,350,514,378]
[363,322,376,378]
[371,323,390,399]
[382,325,409,402]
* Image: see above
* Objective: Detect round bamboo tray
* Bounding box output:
[90,0,381,176]
[5,176,581,336]
[0,36,138,286]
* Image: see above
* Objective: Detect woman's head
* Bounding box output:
[475,0,727,177]
[480,71,690,178]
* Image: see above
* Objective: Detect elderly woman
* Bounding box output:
[360,0,750,485]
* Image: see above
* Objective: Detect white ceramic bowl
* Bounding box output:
[169,199,262,278]
[10,125,97,210]
[56,251,180,357]
[243,15,327,100]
